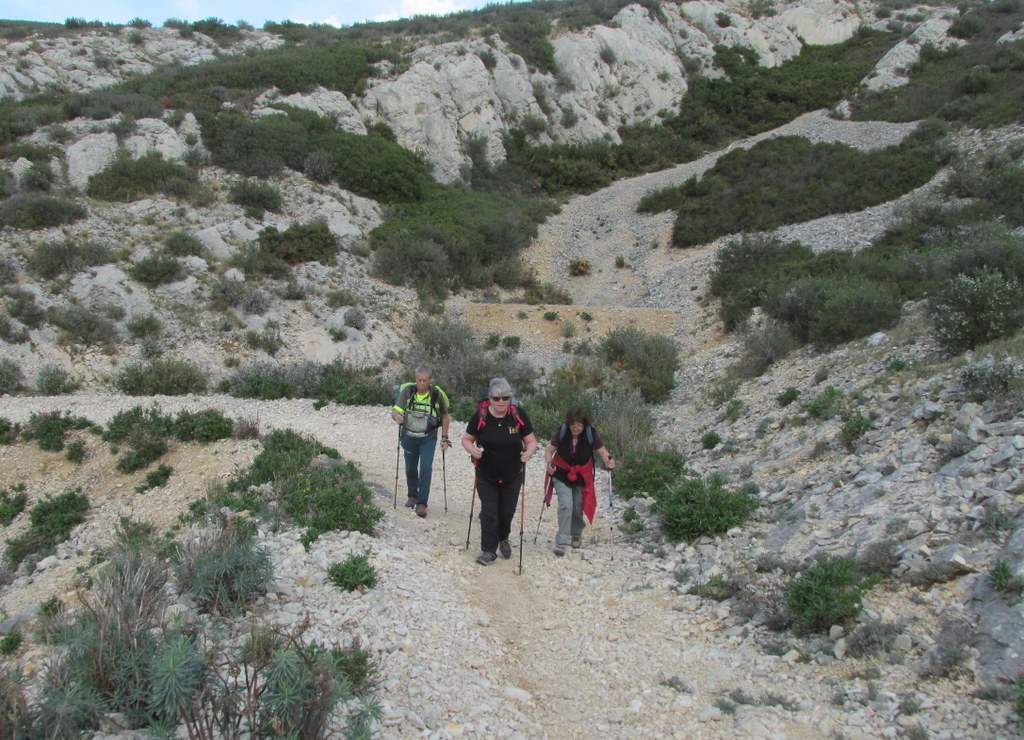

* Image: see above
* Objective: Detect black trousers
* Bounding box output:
[476,473,523,553]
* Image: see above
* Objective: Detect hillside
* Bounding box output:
[1,1,1024,737]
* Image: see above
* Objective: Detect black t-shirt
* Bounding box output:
[467,406,534,483]
[548,426,604,485]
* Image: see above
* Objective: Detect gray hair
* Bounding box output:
[488,377,512,398]
[414,365,433,377]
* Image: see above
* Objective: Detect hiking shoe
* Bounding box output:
[571,536,582,549]
[553,545,565,557]
[476,551,497,566]
[498,540,512,559]
[405,497,416,509]
[416,503,428,518]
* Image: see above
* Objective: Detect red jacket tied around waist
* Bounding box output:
[544,452,597,524]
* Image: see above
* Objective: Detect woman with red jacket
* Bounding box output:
[543,406,615,556]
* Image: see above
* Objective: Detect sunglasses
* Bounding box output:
[490,396,510,402]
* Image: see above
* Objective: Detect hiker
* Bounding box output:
[461,377,538,565]
[543,406,615,556]
[392,365,451,518]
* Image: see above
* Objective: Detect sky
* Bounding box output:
[0,0,515,29]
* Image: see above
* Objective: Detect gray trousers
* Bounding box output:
[552,477,585,546]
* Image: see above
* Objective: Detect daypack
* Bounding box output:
[395,382,446,438]
[556,422,594,447]
[474,395,526,433]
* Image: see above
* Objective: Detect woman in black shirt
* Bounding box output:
[462,377,538,565]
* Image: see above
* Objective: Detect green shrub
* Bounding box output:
[245,323,282,355]
[126,313,161,338]
[115,433,168,474]
[114,358,207,395]
[785,555,868,633]
[257,221,339,265]
[987,561,1024,598]
[280,463,384,544]
[136,464,173,493]
[163,231,204,257]
[0,357,23,395]
[614,448,686,499]
[840,412,873,448]
[803,386,846,420]
[599,327,679,403]
[229,179,283,214]
[47,304,118,347]
[26,240,113,280]
[0,315,27,343]
[655,474,759,542]
[4,287,45,328]
[931,267,1024,354]
[65,438,87,464]
[103,405,174,444]
[701,431,722,450]
[0,485,27,526]
[0,195,86,229]
[129,253,185,287]
[21,411,91,452]
[175,516,273,616]
[172,409,233,442]
[327,551,377,591]
[764,275,903,348]
[959,357,1024,402]
[36,364,78,395]
[0,631,22,655]
[5,488,89,567]
[777,387,800,407]
[0,418,20,445]
[85,153,198,202]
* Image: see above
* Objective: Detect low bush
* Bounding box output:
[0,484,27,526]
[163,230,204,257]
[175,514,273,616]
[959,356,1024,403]
[26,240,112,280]
[614,448,686,499]
[599,327,679,403]
[85,153,198,202]
[260,220,341,265]
[114,358,207,395]
[0,194,87,229]
[48,304,118,347]
[786,555,871,633]
[126,313,161,338]
[655,474,759,542]
[135,463,172,492]
[840,412,873,448]
[4,287,45,328]
[172,409,233,442]
[281,463,384,545]
[327,551,377,591]
[129,253,185,287]
[65,438,86,464]
[931,267,1024,353]
[0,357,22,395]
[803,386,846,420]
[701,431,722,449]
[36,364,78,395]
[229,179,283,214]
[21,410,92,452]
[5,488,89,567]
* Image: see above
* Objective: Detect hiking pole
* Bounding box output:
[518,464,526,575]
[465,478,477,550]
[442,445,448,513]
[532,496,545,545]
[393,428,401,509]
